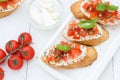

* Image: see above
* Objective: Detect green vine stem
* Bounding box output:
[0,42,31,63]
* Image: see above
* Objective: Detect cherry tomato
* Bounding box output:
[0,67,4,80]
[0,49,6,64]
[5,40,19,54]
[19,46,35,60]
[18,32,32,45]
[8,55,23,70]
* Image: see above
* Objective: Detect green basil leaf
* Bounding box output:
[0,0,8,2]
[108,5,119,11]
[56,44,70,52]
[78,18,98,29]
[96,3,107,11]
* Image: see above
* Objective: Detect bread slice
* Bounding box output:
[63,21,109,46]
[0,0,24,18]
[41,42,98,69]
[71,0,88,19]
[0,6,18,18]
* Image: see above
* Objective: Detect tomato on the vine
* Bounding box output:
[5,40,19,54]
[19,46,35,60]
[18,32,32,45]
[8,55,23,70]
[0,67,4,80]
[0,49,6,64]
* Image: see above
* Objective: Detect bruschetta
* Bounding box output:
[71,0,120,26]
[41,41,98,69]
[63,18,109,46]
[0,0,23,18]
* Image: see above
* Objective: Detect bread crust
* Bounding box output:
[0,6,19,18]
[41,46,98,69]
[71,0,88,19]
[0,0,24,18]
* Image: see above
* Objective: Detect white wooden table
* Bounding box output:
[0,0,120,80]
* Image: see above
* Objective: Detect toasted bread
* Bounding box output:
[71,0,88,19]
[41,46,97,69]
[63,21,109,46]
[0,0,24,18]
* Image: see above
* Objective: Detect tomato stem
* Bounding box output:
[0,42,31,63]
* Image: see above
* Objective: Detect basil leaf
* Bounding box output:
[56,44,70,52]
[108,5,119,11]
[0,0,8,2]
[78,18,98,29]
[96,3,107,11]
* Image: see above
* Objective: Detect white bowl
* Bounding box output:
[29,0,65,30]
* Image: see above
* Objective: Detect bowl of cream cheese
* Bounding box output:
[29,0,64,30]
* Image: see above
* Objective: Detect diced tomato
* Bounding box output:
[89,10,99,18]
[75,44,81,49]
[62,56,67,62]
[103,11,113,19]
[116,14,120,20]
[71,48,82,58]
[112,11,118,16]
[46,56,53,62]
[0,2,7,9]
[83,2,89,9]
[79,30,87,37]
[67,30,76,36]
[93,29,99,35]
[73,34,80,39]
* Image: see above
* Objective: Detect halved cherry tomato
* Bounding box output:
[8,55,23,70]
[0,49,6,64]
[18,32,32,45]
[0,67,4,80]
[5,40,19,54]
[19,46,35,60]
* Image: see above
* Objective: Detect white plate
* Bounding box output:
[39,14,120,80]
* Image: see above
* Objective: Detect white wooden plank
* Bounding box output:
[0,0,30,80]
[27,0,73,80]
[113,48,120,80]
[99,60,113,80]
